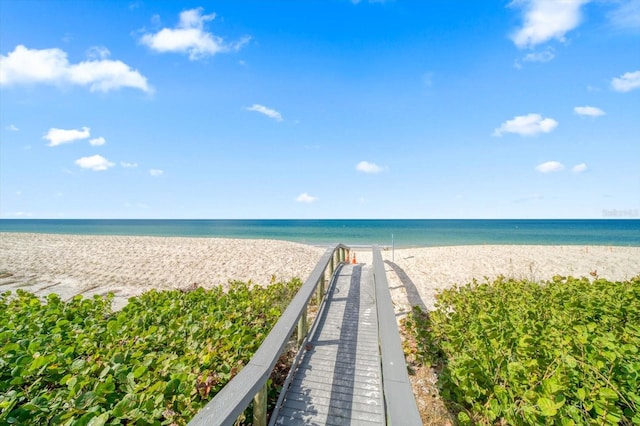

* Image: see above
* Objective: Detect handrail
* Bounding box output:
[267,262,346,425]
[372,245,422,425]
[188,243,350,426]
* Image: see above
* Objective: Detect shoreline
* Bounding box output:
[2,233,639,312]
[3,230,640,250]
[2,218,639,248]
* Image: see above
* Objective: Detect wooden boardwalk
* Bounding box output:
[188,245,420,426]
[273,263,386,425]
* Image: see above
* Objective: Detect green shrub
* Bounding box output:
[0,279,301,425]
[405,276,640,425]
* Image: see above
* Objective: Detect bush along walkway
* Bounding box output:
[404,275,640,425]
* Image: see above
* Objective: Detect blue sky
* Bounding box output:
[1,0,638,219]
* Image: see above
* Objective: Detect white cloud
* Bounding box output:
[7,124,19,131]
[86,46,111,60]
[67,59,151,93]
[514,193,544,203]
[574,106,605,117]
[245,104,283,121]
[89,136,106,146]
[75,155,115,171]
[296,192,318,203]
[137,203,150,209]
[1,45,66,84]
[44,126,90,147]
[121,161,138,168]
[535,160,565,173]
[126,202,150,209]
[514,46,556,69]
[608,0,640,31]
[510,0,590,49]
[572,163,588,173]
[611,70,640,92]
[355,161,385,174]
[522,48,555,63]
[149,169,164,176]
[0,45,151,93]
[493,113,558,137]
[8,211,33,217]
[140,8,250,60]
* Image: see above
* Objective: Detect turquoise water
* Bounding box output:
[1,219,638,247]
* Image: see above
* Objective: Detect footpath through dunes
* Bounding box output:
[272,262,387,425]
[189,243,640,425]
[190,245,421,425]
[0,233,325,310]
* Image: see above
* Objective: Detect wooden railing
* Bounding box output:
[372,245,422,424]
[188,244,350,426]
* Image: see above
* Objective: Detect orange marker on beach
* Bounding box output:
[352,253,357,264]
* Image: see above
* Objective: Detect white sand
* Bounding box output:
[1,233,638,313]
[373,245,640,316]
[0,233,325,310]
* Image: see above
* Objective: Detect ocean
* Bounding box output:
[1,219,639,248]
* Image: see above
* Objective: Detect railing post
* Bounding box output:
[329,255,334,277]
[252,383,267,426]
[297,304,308,347]
[316,272,325,305]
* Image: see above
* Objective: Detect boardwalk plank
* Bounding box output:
[283,389,382,407]
[273,263,386,425]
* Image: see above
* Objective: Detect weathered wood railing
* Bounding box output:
[372,245,422,424]
[188,244,350,426]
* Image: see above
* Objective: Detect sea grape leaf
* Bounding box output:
[87,412,109,426]
[598,387,618,401]
[457,411,472,425]
[537,395,558,416]
[564,354,577,368]
[542,377,562,394]
[71,358,86,372]
[112,394,136,418]
[132,365,146,379]
[75,391,98,409]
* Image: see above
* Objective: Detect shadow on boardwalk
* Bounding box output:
[384,261,426,310]
[274,264,385,424]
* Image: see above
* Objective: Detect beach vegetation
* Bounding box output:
[404,275,640,425]
[0,279,302,425]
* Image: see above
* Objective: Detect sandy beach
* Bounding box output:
[0,233,325,310]
[1,233,639,312]
[373,244,640,316]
